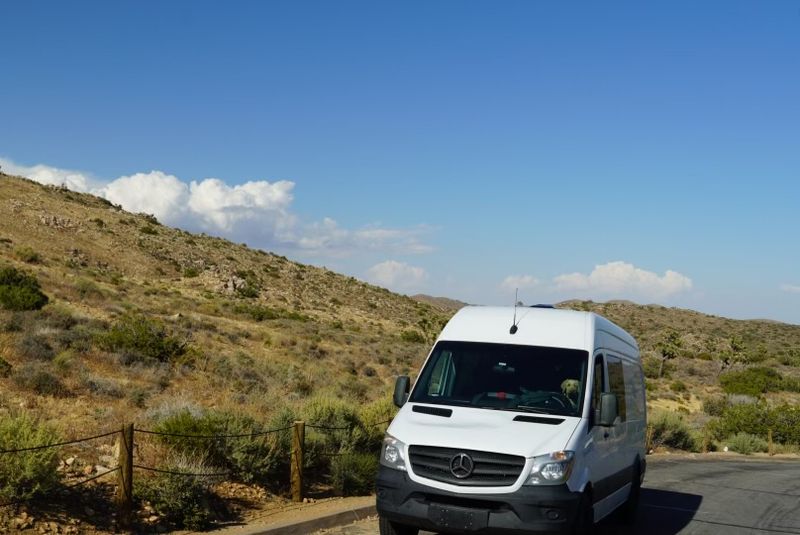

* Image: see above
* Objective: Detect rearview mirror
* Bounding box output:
[598,392,618,427]
[393,376,410,408]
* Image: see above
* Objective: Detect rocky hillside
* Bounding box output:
[0,174,450,432]
[1,172,799,431]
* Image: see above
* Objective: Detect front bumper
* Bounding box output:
[376,467,582,535]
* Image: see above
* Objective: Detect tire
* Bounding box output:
[379,515,419,535]
[572,489,594,535]
[620,464,641,525]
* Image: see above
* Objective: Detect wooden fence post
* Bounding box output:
[291,420,305,502]
[116,423,134,529]
[768,428,774,456]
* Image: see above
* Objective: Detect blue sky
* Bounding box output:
[1,1,799,323]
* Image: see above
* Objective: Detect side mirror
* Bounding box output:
[598,392,618,427]
[393,376,410,408]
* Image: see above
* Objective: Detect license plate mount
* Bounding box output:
[428,504,489,531]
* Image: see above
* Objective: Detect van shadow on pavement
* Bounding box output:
[594,488,703,535]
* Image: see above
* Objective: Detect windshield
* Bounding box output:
[409,341,588,417]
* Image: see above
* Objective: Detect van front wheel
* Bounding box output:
[379,516,419,535]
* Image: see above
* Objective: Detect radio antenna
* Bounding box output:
[510,289,519,334]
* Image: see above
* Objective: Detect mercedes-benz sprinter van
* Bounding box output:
[376,305,646,534]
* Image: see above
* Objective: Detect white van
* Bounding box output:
[376,305,646,535]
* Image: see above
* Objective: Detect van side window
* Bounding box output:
[427,350,454,396]
[592,355,604,423]
[606,357,627,422]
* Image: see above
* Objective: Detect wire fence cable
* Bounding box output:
[0,429,120,455]
[134,424,294,440]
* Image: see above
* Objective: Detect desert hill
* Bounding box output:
[1,171,799,433]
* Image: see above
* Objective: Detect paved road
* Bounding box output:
[316,457,800,534]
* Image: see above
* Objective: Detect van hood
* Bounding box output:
[388,403,581,458]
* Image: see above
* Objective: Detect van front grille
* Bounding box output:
[408,445,526,487]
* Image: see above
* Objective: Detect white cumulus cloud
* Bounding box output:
[781,284,800,294]
[366,260,428,292]
[554,261,692,300]
[2,156,432,257]
[501,275,540,291]
[99,171,190,224]
[0,157,93,191]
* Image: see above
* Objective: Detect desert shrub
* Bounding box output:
[330,452,379,496]
[0,413,62,501]
[152,408,295,487]
[17,334,55,361]
[75,278,104,300]
[712,402,769,440]
[82,375,123,398]
[670,380,687,393]
[0,356,12,377]
[40,305,79,330]
[702,395,728,417]
[89,217,105,228]
[15,246,41,264]
[649,410,697,451]
[97,314,186,364]
[770,405,800,444]
[182,267,200,278]
[14,362,68,396]
[641,355,661,379]
[781,375,800,393]
[400,330,425,344]
[2,312,26,332]
[726,432,768,455]
[720,367,785,397]
[139,225,158,235]
[357,396,396,451]
[233,303,310,323]
[135,455,222,530]
[0,266,49,311]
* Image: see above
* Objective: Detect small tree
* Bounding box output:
[717,335,747,376]
[657,330,682,378]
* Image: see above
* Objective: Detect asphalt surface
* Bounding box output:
[314,457,800,535]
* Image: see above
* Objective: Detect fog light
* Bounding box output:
[545,509,561,521]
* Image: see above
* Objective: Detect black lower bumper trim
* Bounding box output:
[376,467,581,535]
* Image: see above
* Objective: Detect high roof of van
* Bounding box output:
[438,305,638,354]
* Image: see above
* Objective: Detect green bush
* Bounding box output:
[712,403,800,444]
[702,395,728,417]
[15,246,41,264]
[0,356,11,377]
[0,413,62,501]
[725,432,768,455]
[720,367,784,397]
[14,362,69,396]
[97,314,186,364]
[152,408,295,487]
[770,405,800,444]
[400,330,426,344]
[0,266,49,311]
[641,355,661,379]
[330,452,378,496]
[670,380,687,393]
[182,267,200,278]
[139,225,158,235]
[649,410,697,451]
[17,333,55,361]
[135,455,221,530]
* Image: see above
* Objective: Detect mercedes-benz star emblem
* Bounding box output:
[449,453,474,479]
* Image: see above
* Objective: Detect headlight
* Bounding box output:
[525,451,575,485]
[380,435,407,471]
